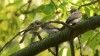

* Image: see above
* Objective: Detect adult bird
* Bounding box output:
[61,8,82,30]
[61,8,82,56]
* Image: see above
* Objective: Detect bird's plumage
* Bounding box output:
[66,10,82,25]
[61,9,82,30]
[20,20,41,43]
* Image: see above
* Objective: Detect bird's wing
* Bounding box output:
[42,23,60,30]
[66,11,82,24]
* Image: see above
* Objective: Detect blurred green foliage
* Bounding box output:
[0,0,100,56]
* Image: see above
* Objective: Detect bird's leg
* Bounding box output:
[36,32,42,40]
[78,35,82,56]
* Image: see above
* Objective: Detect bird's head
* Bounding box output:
[34,20,42,26]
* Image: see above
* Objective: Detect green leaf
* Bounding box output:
[59,48,64,56]
[89,6,98,14]
[0,21,8,31]
[41,15,53,22]
[69,2,79,6]
[84,6,90,17]
[0,42,20,56]
[58,2,67,8]
[6,0,22,7]
[42,4,55,15]
[88,32,100,50]
[80,30,95,43]
[81,0,85,4]
[29,10,37,19]
[67,48,71,56]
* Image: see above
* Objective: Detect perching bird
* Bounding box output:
[41,22,60,56]
[61,8,82,30]
[20,20,41,43]
[61,8,82,56]
[31,20,60,56]
[41,23,60,34]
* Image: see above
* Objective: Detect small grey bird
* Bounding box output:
[40,23,60,56]
[60,8,82,56]
[66,8,82,25]
[20,20,41,43]
[61,8,82,30]
[41,23,60,34]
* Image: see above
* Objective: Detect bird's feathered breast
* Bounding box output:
[66,11,82,24]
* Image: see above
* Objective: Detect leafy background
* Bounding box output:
[0,0,100,56]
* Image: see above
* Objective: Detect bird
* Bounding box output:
[20,20,41,43]
[19,20,59,55]
[61,8,82,30]
[61,8,82,56]
[31,20,60,56]
[40,22,60,56]
[41,23,60,34]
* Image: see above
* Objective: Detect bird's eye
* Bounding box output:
[36,22,39,25]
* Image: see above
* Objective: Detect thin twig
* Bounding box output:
[0,27,36,53]
[51,0,57,10]
[23,0,32,23]
[19,3,28,13]
[85,32,93,46]
[45,21,74,29]
[58,0,61,3]
[48,48,56,55]
[78,0,99,10]
[78,35,82,56]
[94,49,99,56]
[0,30,25,53]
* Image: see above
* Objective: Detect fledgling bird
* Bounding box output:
[32,20,60,56]
[41,23,60,56]
[41,23,60,34]
[20,20,41,43]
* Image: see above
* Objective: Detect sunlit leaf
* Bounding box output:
[29,10,37,19]
[58,2,67,8]
[69,2,79,6]
[80,30,96,43]
[81,0,85,3]
[0,42,20,56]
[67,48,71,56]
[6,0,22,7]
[42,4,55,15]
[84,6,90,17]
[0,21,8,31]
[59,48,64,56]
[88,32,100,50]
[41,15,54,22]
[89,6,98,14]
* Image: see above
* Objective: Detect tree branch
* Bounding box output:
[10,15,100,56]
[78,0,99,10]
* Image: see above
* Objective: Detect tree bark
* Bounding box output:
[10,15,100,56]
